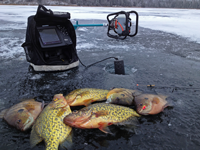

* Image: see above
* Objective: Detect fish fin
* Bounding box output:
[83,99,94,106]
[157,94,168,100]
[25,103,36,111]
[93,110,109,117]
[56,108,66,117]
[131,90,143,97]
[98,122,113,134]
[30,127,43,148]
[162,101,174,110]
[0,109,8,118]
[152,97,160,104]
[19,98,35,102]
[41,101,45,109]
[60,130,73,150]
[116,116,139,127]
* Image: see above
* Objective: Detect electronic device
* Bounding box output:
[37,26,73,48]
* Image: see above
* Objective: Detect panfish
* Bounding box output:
[134,94,171,115]
[65,88,110,106]
[106,88,142,105]
[0,99,44,131]
[30,94,72,150]
[64,103,140,134]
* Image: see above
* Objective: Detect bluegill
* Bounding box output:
[134,94,171,115]
[64,103,140,134]
[30,94,72,150]
[0,99,44,131]
[65,88,110,106]
[106,88,142,105]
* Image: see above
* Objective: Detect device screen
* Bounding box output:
[39,28,61,45]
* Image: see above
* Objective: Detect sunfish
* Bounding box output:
[106,88,142,105]
[65,88,110,106]
[0,99,44,131]
[134,94,171,115]
[30,94,73,150]
[64,103,140,134]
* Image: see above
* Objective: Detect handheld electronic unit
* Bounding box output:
[37,26,73,48]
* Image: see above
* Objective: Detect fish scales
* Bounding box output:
[64,103,140,134]
[66,88,110,106]
[81,103,139,123]
[30,94,72,150]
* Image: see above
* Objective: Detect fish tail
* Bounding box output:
[116,116,139,127]
[115,116,140,133]
[0,109,8,118]
[30,127,43,148]
[60,130,73,150]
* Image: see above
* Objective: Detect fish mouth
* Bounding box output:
[105,96,113,103]
[66,97,76,105]
[64,117,83,127]
[21,114,34,131]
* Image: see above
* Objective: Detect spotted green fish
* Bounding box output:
[65,88,110,106]
[30,94,72,150]
[64,103,140,134]
[106,88,142,106]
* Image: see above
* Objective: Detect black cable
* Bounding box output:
[78,56,118,69]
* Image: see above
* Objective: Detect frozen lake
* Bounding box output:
[0,5,200,150]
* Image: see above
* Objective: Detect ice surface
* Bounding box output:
[0,5,199,59]
[0,5,199,43]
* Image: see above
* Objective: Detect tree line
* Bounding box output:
[1,0,200,9]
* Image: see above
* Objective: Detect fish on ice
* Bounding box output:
[106,88,142,105]
[30,94,73,150]
[64,103,140,134]
[65,88,110,106]
[0,99,44,131]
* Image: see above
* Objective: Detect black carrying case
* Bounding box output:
[22,5,79,71]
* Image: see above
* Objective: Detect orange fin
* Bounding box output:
[25,103,36,111]
[152,97,160,104]
[94,110,109,117]
[98,122,113,134]
[83,99,94,106]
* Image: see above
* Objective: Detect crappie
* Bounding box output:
[0,99,44,131]
[106,88,142,105]
[65,88,110,106]
[64,103,140,134]
[134,94,171,115]
[30,94,72,150]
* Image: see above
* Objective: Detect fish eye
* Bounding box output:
[54,98,58,101]
[140,103,143,106]
[73,110,78,114]
[17,119,21,124]
[18,109,24,112]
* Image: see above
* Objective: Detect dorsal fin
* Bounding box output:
[25,103,36,111]
[0,109,8,118]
